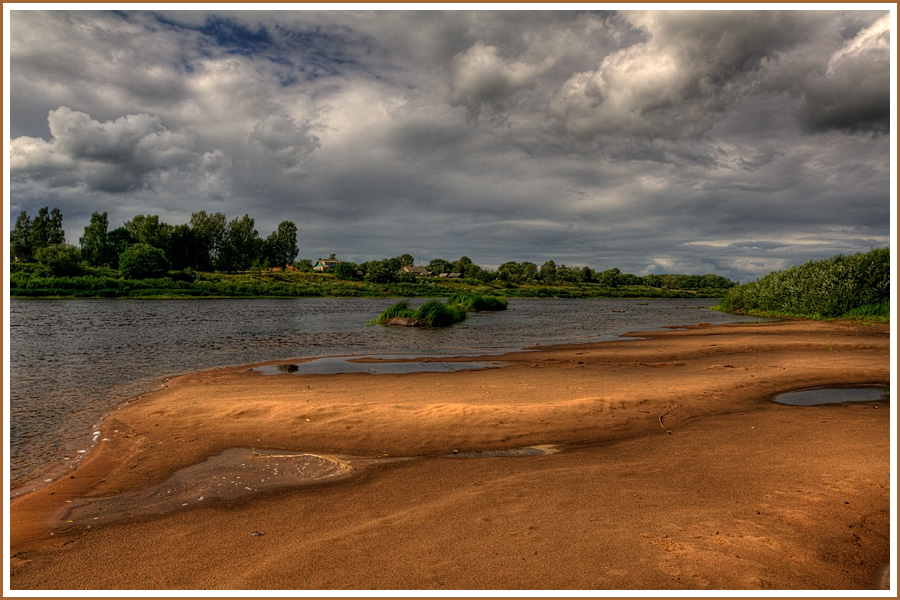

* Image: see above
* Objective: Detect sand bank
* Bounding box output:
[8,319,892,590]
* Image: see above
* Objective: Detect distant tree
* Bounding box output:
[427,258,453,274]
[617,272,642,286]
[453,256,473,273]
[463,263,483,280]
[555,265,578,283]
[124,214,170,249]
[166,224,203,271]
[538,260,557,283]
[364,260,396,284]
[35,243,83,276]
[333,261,360,280]
[597,268,621,287]
[30,207,65,250]
[264,221,299,269]
[699,274,735,289]
[520,261,538,281]
[217,214,260,272]
[498,261,523,283]
[384,256,402,273]
[578,266,596,283]
[107,227,136,268]
[643,274,663,288]
[399,253,415,268]
[119,243,170,279]
[189,211,227,271]
[10,211,33,262]
[80,211,114,267]
[294,258,314,272]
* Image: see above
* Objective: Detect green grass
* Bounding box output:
[375,299,467,327]
[447,291,508,311]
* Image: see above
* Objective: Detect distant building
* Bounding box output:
[439,272,462,279]
[314,258,341,272]
[400,266,434,277]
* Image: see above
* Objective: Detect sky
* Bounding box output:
[5,4,895,282]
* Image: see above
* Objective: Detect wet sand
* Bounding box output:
[8,319,893,590]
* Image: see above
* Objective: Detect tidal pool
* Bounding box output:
[773,387,889,406]
[252,355,507,375]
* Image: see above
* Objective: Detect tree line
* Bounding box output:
[10,206,737,291]
[329,255,736,290]
[10,207,298,279]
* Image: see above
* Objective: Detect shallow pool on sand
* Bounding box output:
[773,386,889,406]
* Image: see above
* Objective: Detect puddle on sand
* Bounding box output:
[773,387,889,406]
[448,444,558,458]
[59,444,559,526]
[61,448,352,525]
[252,356,507,375]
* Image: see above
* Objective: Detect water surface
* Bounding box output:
[9,297,757,488]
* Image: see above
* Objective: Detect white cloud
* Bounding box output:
[11,106,214,193]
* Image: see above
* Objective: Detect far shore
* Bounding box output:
[8,319,892,590]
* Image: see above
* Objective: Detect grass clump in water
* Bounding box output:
[375,300,416,324]
[447,291,508,312]
[413,299,467,327]
[375,299,467,327]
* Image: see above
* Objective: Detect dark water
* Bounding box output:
[773,387,889,406]
[8,297,757,488]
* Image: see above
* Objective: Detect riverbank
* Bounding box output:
[8,320,892,590]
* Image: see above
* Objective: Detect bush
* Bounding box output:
[119,243,170,279]
[34,244,83,277]
[717,247,890,320]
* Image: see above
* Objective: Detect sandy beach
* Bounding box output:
[8,319,892,591]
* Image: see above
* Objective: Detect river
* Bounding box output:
[8,297,759,490]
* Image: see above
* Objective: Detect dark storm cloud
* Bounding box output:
[6,6,893,282]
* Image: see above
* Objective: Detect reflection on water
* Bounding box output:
[9,297,753,487]
[773,387,889,406]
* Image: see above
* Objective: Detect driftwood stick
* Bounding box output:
[659,403,679,428]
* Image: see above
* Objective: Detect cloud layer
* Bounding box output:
[7,8,893,281]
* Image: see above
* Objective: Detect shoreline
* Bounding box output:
[9,319,892,590]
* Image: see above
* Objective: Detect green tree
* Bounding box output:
[597,268,621,287]
[427,258,453,274]
[30,207,65,250]
[264,221,299,269]
[463,263,483,280]
[218,214,260,272]
[35,243,83,276]
[166,224,203,271]
[124,214,170,249]
[294,258,314,272]
[364,260,396,284]
[399,253,415,268]
[538,260,557,283]
[520,261,538,281]
[333,261,360,280]
[119,243,170,279]
[107,227,136,268]
[498,261,523,283]
[80,211,114,267]
[453,256,473,274]
[189,211,227,271]
[10,211,33,262]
